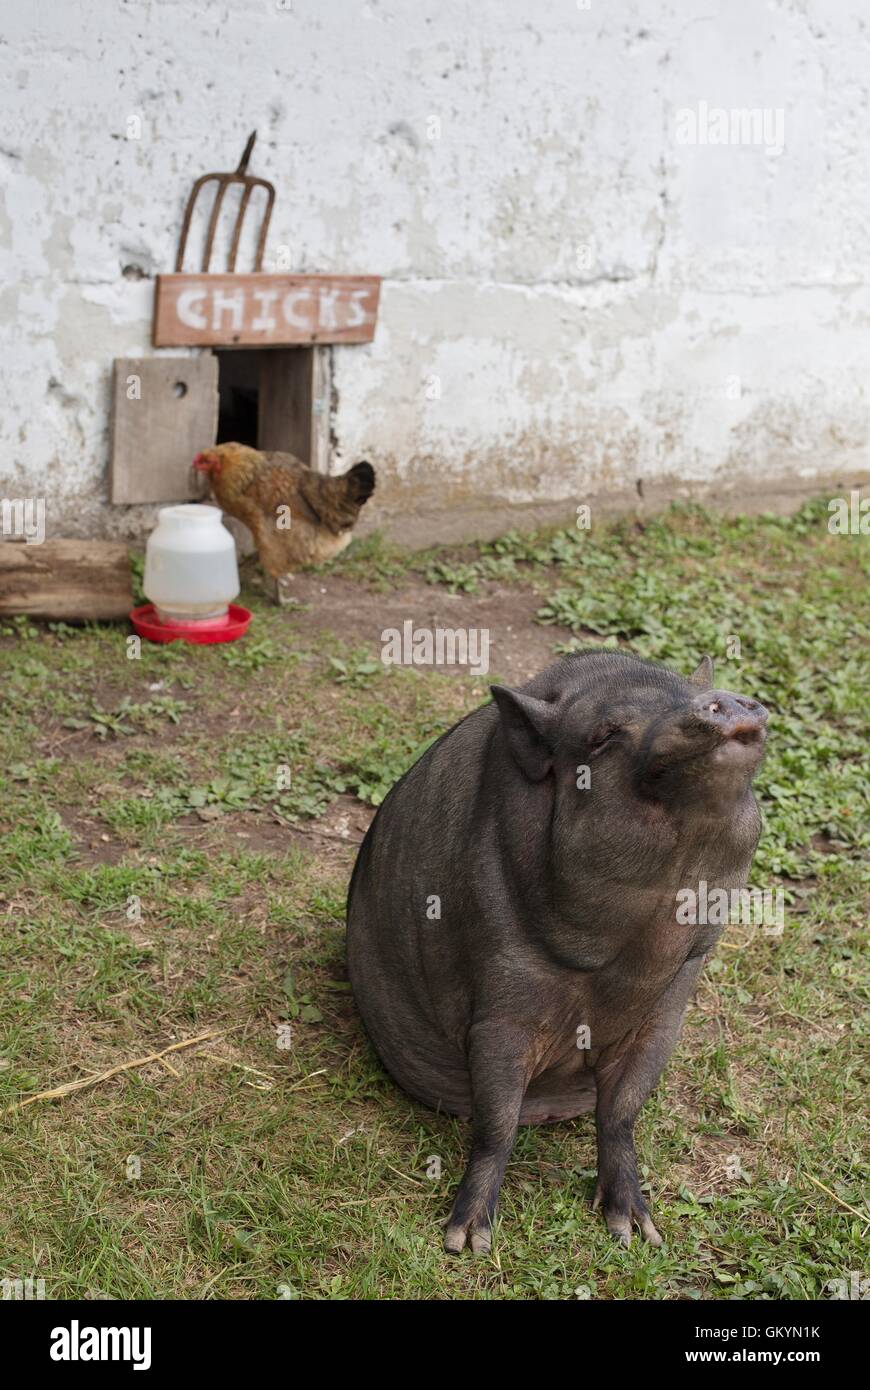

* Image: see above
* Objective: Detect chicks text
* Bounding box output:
[153,273,381,347]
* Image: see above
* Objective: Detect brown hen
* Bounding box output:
[192,442,375,597]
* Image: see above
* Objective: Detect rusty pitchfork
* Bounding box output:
[175,130,276,273]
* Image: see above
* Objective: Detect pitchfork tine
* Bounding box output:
[236,131,257,175]
[203,177,229,273]
[253,183,275,272]
[228,183,254,273]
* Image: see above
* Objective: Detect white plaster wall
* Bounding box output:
[1,0,869,542]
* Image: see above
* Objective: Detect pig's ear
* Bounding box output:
[689,655,715,688]
[490,685,557,781]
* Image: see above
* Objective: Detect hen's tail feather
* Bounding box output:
[344,460,376,504]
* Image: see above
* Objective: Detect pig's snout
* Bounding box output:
[641,691,768,783]
[692,692,768,743]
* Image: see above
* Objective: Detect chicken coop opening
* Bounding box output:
[215,349,260,449]
[209,346,326,470]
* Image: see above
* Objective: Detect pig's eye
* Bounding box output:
[588,724,620,755]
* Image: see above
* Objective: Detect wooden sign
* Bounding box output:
[153,273,381,347]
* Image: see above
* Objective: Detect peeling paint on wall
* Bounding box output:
[1,0,869,544]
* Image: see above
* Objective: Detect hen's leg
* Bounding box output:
[444,1021,532,1255]
[264,573,297,606]
[275,574,296,606]
[593,955,705,1246]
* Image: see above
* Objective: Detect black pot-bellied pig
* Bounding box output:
[347,649,768,1252]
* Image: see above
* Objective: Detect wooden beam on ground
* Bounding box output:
[0,540,133,621]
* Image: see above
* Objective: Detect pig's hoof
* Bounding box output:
[592,1183,662,1248]
[443,1217,492,1256]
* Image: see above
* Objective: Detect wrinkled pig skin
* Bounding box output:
[346,649,768,1253]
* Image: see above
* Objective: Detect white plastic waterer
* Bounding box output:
[144,504,240,624]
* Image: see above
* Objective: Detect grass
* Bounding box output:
[0,498,866,1300]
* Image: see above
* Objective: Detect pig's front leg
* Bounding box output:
[593,955,706,1247]
[444,1021,533,1255]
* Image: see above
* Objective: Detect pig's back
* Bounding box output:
[346,707,498,1116]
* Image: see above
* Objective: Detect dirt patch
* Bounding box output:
[183,795,373,863]
[283,574,575,684]
[68,825,130,867]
